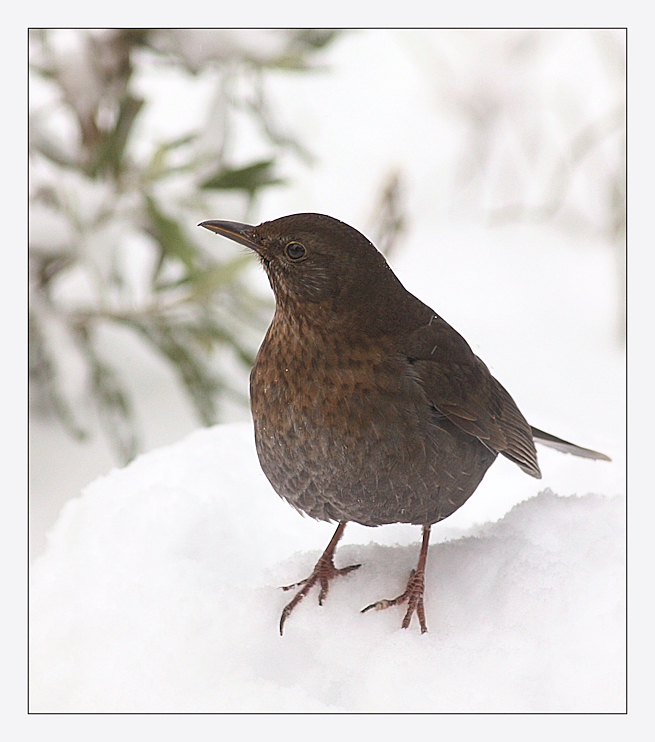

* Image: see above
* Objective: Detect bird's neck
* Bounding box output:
[270,283,429,344]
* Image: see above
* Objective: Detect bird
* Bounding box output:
[199,213,610,635]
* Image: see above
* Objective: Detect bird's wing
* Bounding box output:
[402,316,542,478]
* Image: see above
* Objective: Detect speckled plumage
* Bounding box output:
[199,213,610,633]
[250,304,500,527]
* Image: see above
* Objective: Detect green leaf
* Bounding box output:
[152,324,220,425]
[145,194,200,277]
[90,356,138,463]
[146,133,198,181]
[92,95,144,177]
[185,254,253,300]
[295,29,341,50]
[28,311,89,441]
[200,159,285,195]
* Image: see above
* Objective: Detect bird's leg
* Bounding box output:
[362,524,431,633]
[279,521,361,635]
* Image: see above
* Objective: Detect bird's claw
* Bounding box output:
[279,560,361,635]
[361,569,428,633]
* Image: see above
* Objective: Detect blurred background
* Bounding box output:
[29,28,626,561]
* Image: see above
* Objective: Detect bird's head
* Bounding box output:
[199,213,400,315]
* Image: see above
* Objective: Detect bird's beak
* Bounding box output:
[198,220,261,251]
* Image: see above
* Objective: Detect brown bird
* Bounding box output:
[199,213,610,635]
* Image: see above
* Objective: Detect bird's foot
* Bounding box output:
[361,568,428,633]
[279,555,361,635]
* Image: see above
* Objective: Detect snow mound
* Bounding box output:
[29,423,625,713]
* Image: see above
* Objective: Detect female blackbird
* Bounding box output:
[200,213,610,634]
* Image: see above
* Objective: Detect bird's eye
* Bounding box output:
[284,241,307,261]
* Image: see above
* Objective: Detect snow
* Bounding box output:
[27,29,627,717]
[30,423,624,713]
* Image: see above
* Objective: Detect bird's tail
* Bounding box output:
[531,426,611,461]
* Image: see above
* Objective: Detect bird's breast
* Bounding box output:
[250,321,407,440]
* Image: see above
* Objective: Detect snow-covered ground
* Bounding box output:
[28,30,627,717]
[30,423,624,713]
